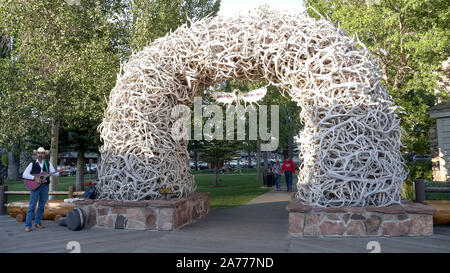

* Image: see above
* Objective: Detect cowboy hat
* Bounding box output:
[33,147,49,154]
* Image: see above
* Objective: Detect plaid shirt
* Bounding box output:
[272,163,282,175]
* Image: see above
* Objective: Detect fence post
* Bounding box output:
[0,185,7,215]
[68,186,74,199]
[414,178,426,203]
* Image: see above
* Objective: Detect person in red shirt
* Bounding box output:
[281,156,296,192]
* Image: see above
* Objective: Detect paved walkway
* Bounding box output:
[1,182,450,253]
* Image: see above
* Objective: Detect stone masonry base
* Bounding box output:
[287,199,436,237]
[74,192,209,231]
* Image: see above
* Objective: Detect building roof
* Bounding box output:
[429,101,450,112]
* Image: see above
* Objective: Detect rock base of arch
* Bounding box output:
[73,192,209,231]
[287,199,436,237]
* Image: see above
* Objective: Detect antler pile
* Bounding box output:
[97,10,407,206]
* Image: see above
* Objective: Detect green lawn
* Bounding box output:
[3,173,274,210]
[194,174,274,209]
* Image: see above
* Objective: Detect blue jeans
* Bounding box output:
[25,183,49,227]
[285,171,293,190]
[274,174,281,189]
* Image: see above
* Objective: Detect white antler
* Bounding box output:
[240,86,267,107]
[97,11,406,207]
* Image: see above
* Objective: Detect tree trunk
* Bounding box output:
[287,133,294,160]
[7,149,19,181]
[256,140,261,179]
[49,119,59,200]
[97,153,101,175]
[263,151,269,174]
[214,163,219,187]
[248,150,252,168]
[76,148,85,192]
[194,151,198,171]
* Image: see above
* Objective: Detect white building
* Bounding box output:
[429,101,450,181]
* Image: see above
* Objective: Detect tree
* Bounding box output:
[130,0,221,50]
[58,120,104,191]
[188,139,203,170]
[305,0,450,154]
[260,85,302,160]
[0,0,119,191]
[199,139,240,186]
[239,140,256,169]
[0,33,45,180]
[0,34,10,59]
[98,0,133,60]
[209,80,303,177]
[190,84,241,186]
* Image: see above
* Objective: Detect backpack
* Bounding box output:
[58,217,67,226]
[82,185,97,199]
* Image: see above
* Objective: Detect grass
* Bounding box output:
[402,180,450,201]
[3,172,275,210]
[194,173,278,209]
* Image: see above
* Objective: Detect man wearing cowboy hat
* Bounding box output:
[22,147,59,232]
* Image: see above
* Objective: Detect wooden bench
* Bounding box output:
[415,179,450,224]
[0,185,84,222]
[7,199,76,222]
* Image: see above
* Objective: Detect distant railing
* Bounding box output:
[0,185,84,215]
[414,179,450,203]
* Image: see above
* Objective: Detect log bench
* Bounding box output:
[423,200,450,225]
[6,199,76,222]
[0,185,84,222]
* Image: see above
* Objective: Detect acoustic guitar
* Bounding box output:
[24,166,71,191]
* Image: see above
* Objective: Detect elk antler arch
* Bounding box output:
[97,11,407,207]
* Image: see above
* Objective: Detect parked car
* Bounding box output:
[57,165,72,176]
[239,159,249,168]
[68,167,77,176]
[229,160,239,166]
[198,161,209,170]
[86,163,97,174]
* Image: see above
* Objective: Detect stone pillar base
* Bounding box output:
[287,200,436,237]
[74,192,209,231]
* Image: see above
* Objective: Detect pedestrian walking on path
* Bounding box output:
[282,156,295,192]
[272,160,282,191]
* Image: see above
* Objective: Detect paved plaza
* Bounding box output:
[1,185,449,253]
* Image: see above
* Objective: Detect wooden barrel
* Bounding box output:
[424,200,450,225]
[6,200,76,222]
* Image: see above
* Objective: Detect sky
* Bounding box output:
[218,0,306,18]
